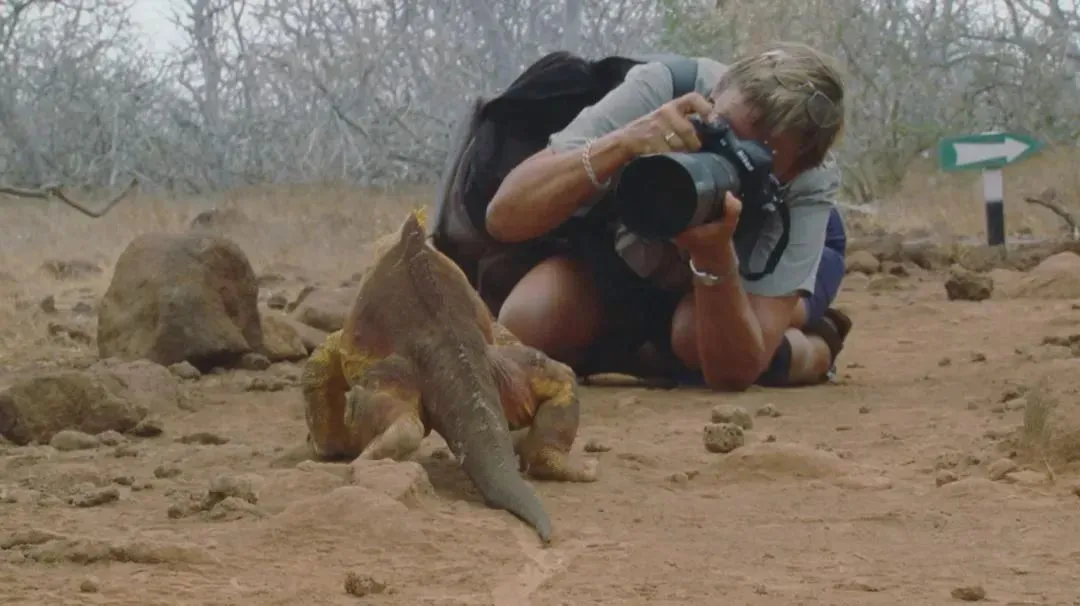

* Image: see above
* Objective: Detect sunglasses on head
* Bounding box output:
[760,50,842,129]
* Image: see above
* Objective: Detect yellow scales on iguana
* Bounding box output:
[300,209,597,545]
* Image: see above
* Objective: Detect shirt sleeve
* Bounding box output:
[739,159,842,297]
[548,61,674,152]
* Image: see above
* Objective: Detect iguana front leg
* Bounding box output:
[302,331,426,461]
[489,341,598,483]
[343,353,427,462]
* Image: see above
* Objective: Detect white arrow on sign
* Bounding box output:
[952,136,1031,167]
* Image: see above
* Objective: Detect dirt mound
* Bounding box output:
[1001,251,1080,299]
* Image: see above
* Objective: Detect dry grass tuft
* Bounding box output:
[856,145,1080,240]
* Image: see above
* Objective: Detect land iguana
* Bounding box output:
[301,209,597,545]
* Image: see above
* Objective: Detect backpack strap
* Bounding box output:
[632,53,699,98]
[658,56,699,98]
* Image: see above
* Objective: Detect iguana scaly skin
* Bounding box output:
[301,210,597,545]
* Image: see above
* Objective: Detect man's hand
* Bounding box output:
[615,92,714,156]
[672,191,743,258]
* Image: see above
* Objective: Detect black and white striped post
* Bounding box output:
[937,131,1045,247]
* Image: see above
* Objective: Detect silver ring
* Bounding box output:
[664,131,676,143]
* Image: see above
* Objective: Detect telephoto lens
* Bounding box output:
[615,151,741,240]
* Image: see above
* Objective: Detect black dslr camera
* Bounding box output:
[615,117,782,240]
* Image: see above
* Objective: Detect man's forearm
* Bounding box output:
[689,243,768,390]
[486,131,632,243]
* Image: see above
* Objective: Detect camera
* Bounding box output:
[614,117,782,240]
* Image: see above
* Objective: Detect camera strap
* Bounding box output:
[738,200,791,282]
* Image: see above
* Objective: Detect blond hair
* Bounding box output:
[713,41,846,173]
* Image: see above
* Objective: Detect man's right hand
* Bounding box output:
[615,92,715,157]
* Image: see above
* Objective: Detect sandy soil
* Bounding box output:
[1,183,1079,605]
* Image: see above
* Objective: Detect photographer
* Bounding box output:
[485,42,850,391]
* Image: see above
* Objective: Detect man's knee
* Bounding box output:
[755,335,794,387]
[497,256,603,355]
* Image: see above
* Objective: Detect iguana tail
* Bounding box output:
[458,416,552,545]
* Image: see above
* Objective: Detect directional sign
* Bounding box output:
[938,132,1045,173]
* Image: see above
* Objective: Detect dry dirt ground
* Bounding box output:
[1,155,1080,605]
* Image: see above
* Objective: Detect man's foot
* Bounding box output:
[806,307,853,381]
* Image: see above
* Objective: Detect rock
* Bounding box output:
[79,576,100,593]
[168,361,201,380]
[39,295,56,313]
[177,432,229,445]
[95,430,126,446]
[944,266,993,302]
[756,403,782,418]
[703,423,745,454]
[710,404,753,429]
[236,352,271,371]
[344,572,387,597]
[49,430,101,452]
[583,438,612,453]
[935,470,959,487]
[39,259,102,281]
[70,486,120,508]
[258,309,309,362]
[0,367,152,445]
[266,293,288,310]
[987,458,1018,481]
[205,473,260,507]
[844,250,880,275]
[289,286,357,333]
[131,417,164,437]
[867,275,907,292]
[97,232,263,372]
[950,585,986,601]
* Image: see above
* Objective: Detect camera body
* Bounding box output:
[615,117,783,240]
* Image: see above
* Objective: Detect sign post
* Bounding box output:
[938,132,1045,246]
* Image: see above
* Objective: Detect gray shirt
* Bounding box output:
[548,58,840,298]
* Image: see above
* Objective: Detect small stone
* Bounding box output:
[113,444,139,458]
[703,423,745,454]
[177,432,230,445]
[987,458,1019,481]
[79,576,100,593]
[70,486,120,508]
[245,376,285,392]
[583,438,611,453]
[835,425,853,432]
[970,352,987,363]
[935,470,959,487]
[39,295,57,313]
[49,430,100,451]
[938,357,952,367]
[344,572,386,597]
[168,361,202,380]
[237,352,271,371]
[858,405,871,414]
[154,465,182,479]
[96,430,127,446]
[266,293,288,309]
[206,474,259,506]
[950,585,986,601]
[131,417,164,437]
[710,405,753,429]
[756,403,782,418]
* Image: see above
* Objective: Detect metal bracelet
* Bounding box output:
[688,255,738,287]
[581,138,611,190]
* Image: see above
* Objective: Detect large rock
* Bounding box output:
[259,308,310,362]
[288,286,357,334]
[97,233,263,371]
[0,360,181,445]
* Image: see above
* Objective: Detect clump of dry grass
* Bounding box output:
[855,144,1080,241]
[1018,377,1080,479]
[0,181,434,292]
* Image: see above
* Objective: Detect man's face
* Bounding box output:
[707,88,801,184]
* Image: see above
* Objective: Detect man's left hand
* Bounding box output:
[672,191,742,256]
